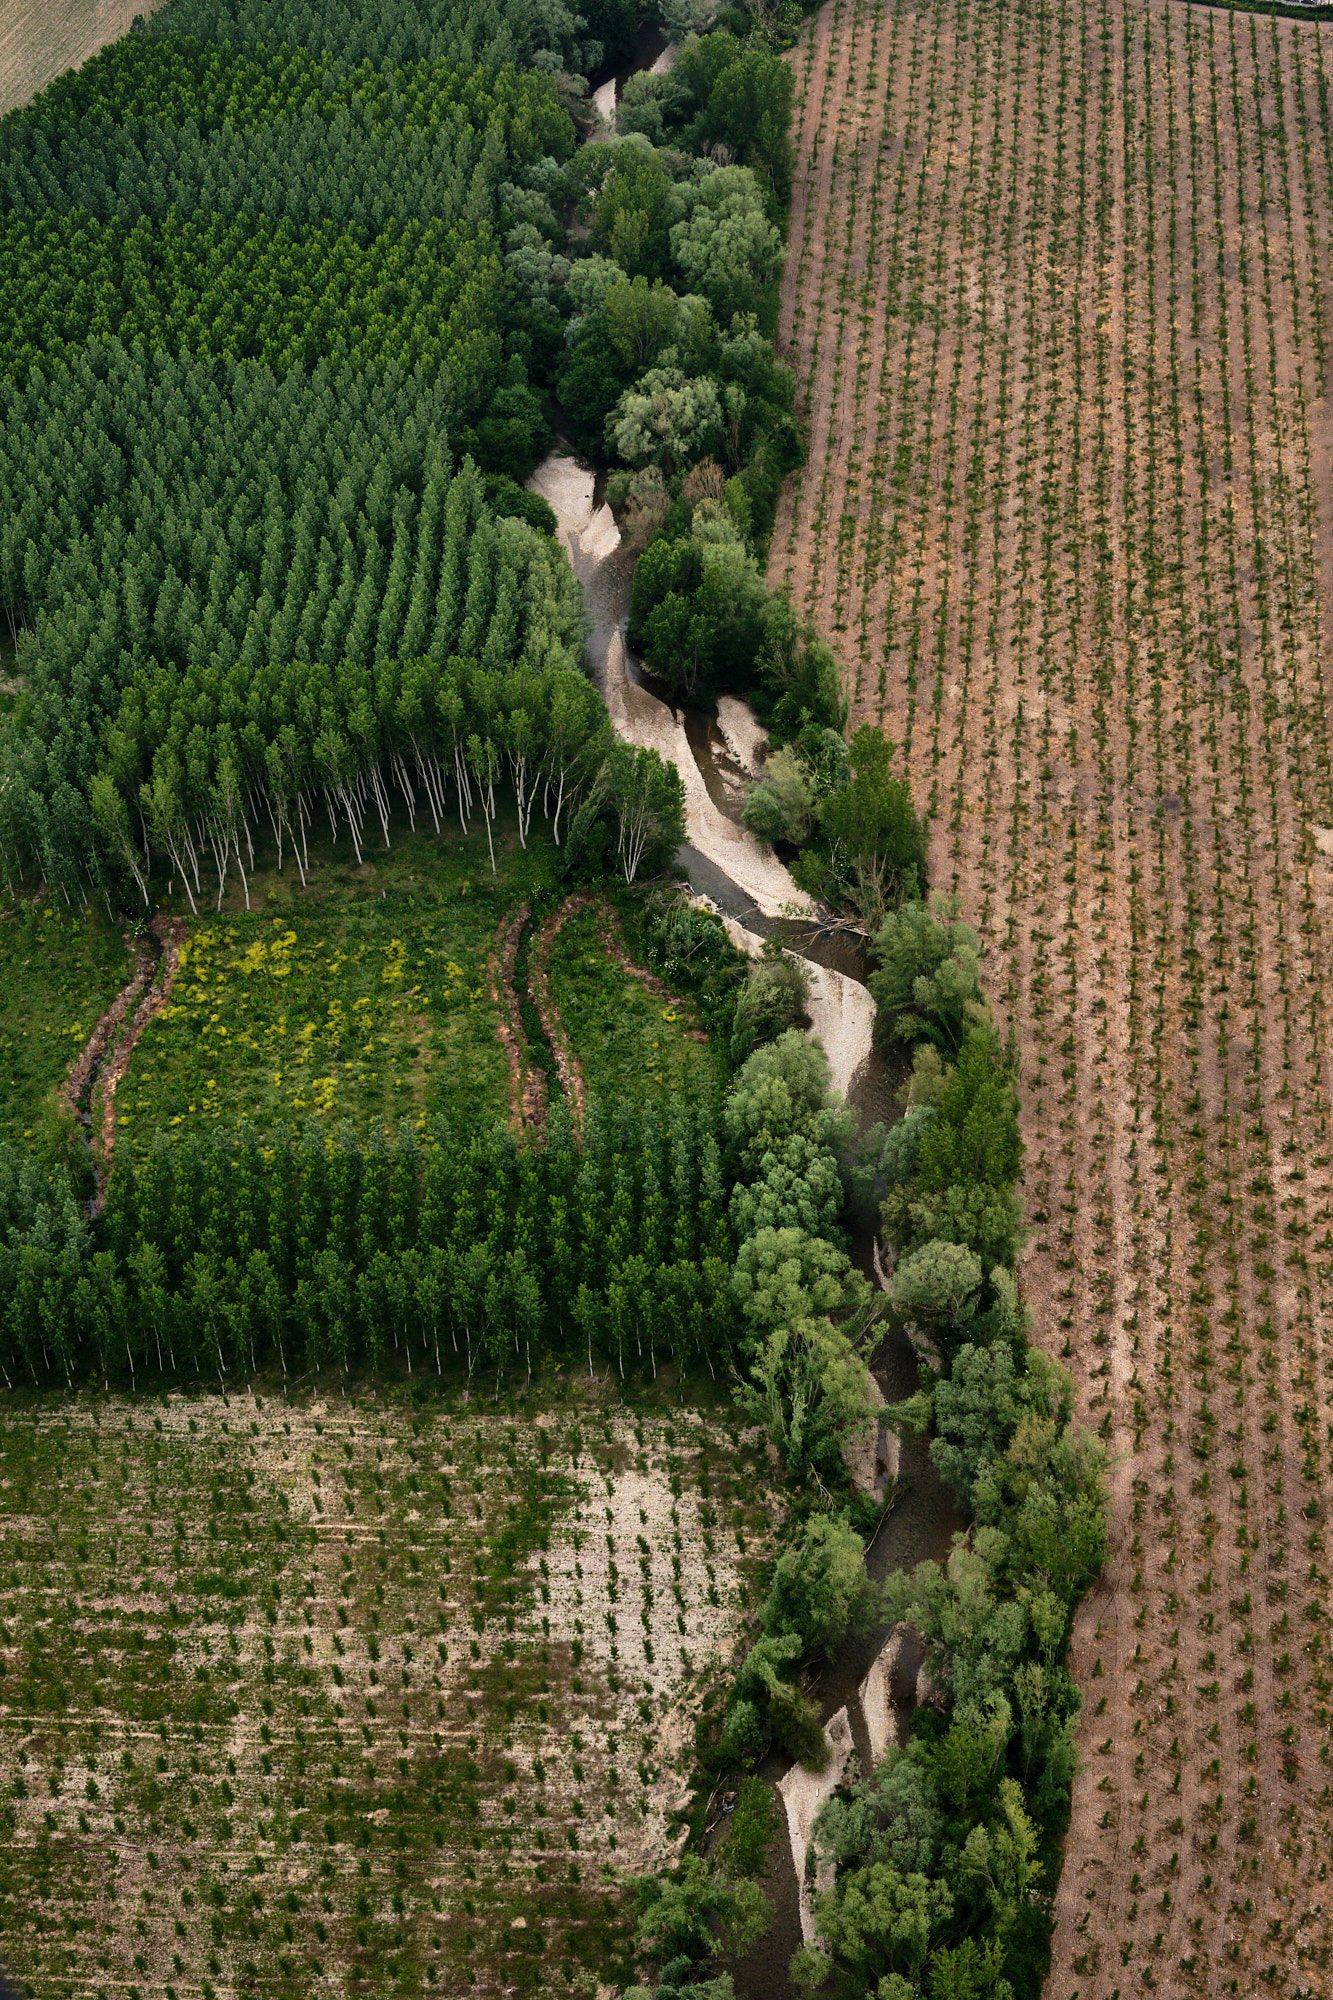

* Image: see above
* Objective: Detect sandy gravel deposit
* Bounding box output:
[778,1705,853,1943]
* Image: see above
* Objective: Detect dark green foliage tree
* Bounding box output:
[0,0,601,904]
[0,1099,738,1389]
[628,528,768,702]
[730,947,808,1061]
[692,48,794,203]
[810,727,926,928]
[558,272,692,453]
[882,1025,1025,1269]
[591,141,677,278]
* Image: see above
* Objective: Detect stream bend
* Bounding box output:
[529,451,877,1104]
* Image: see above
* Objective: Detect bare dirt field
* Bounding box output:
[0,0,166,118]
[0,1391,777,1997]
[772,1,1333,1993]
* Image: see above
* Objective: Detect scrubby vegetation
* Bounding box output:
[118,824,554,1143]
[543,898,726,1109]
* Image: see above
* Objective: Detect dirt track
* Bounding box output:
[773,0,1333,1992]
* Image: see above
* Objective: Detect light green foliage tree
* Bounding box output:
[741,744,816,847]
[814,1862,955,1987]
[609,364,726,473]
[661,0,721,33]
[760,1511,878,1660]
[560,272,694,452]
[729,1131,842,1241]
[724,1030,850,1171]
[879,1101,936,1190]
[906,1043,951,1108]
[563,251,627,319]
[979,1410,1108,1611]
[959,1781,1041,1942]
[884,1544,1040,1720]
[870,895,983,1051]
[886,1239,984,1350]
[732,1224,856,1339]
[670,166,783,322]
[582,740,686,882]
[634,1854,769,1973]
[812,1748,944,1880]
[616,68,673,144]
[923,1937,1016,2000]
[745,1306,877,1485]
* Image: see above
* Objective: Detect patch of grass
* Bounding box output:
[0,897,130,1149]
[119,819,557,1147]
[547,903,727,1110]
[0,1388,777,1998]
[714,1774,780,1880]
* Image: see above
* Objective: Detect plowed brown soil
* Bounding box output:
[772,1,1333,1993]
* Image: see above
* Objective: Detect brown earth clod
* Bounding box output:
[528,898,589,1133]
[487,904,547,1133]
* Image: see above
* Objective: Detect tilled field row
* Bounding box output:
[773,0,1333,1993]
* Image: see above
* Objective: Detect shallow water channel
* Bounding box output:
[530,41,963,1986]
[532,445,961,1998]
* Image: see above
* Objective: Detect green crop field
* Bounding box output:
[119,824,556,1148]
[0,1388,778,1999]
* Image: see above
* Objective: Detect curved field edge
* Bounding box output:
[772,0,1333,1993]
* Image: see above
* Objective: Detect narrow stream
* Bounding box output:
[527,44,965,1990]
[529,436,960,1995]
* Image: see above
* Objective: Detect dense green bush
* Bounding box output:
[793,919,1107,2000]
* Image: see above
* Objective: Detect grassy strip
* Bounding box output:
[545,899,727,1113]
[0,898,130,1154]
